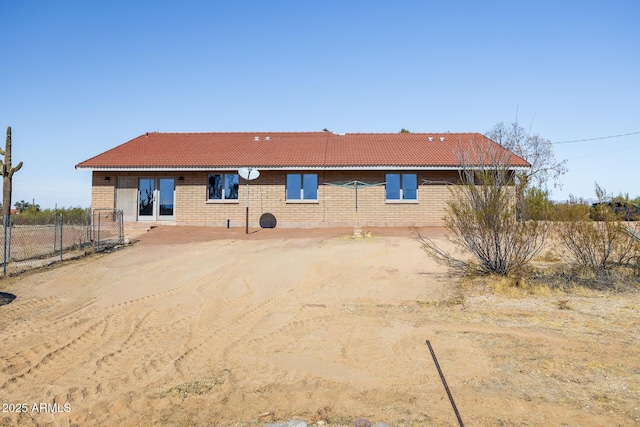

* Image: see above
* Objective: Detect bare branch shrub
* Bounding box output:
[420,140,548,276]
[555,184,640,274]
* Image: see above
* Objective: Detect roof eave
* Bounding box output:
[76,165,531,172]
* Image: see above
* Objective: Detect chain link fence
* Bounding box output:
[91,209,125,250]
[1,209,124,276]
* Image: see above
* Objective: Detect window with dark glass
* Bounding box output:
[386,173,417,201]
[286,173,318,200]
[208,174,239,200]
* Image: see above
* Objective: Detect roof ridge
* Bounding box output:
[343,132,482,135]
[140,131,330,135]
[135,131,485,135]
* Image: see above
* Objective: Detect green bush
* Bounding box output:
[523,187,554,220]
[14,206,90,225]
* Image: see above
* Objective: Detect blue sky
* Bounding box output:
[1,0,638,208]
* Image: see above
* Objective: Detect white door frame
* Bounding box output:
[137,177,175,221]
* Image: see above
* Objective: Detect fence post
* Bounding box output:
[86,210,91,244]
[54,213,58,253]
[7,215,12,266]
[2,215,6,276]
[119,210,124,244]
[97,211,101,251]
[59,213,63,261]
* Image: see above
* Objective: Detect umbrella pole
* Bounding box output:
[353,184,362,237]
[355,184,358,227]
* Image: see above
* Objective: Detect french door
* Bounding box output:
[138,178,175,221]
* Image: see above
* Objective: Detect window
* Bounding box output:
[386,173,417,201]
[208,174,239,200]
[286,173,318,200]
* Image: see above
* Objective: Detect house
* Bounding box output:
[75,131,529,228]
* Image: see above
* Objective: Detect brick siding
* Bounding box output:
[91,170,461,227]
[91,173,116,210]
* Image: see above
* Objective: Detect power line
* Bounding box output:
[553,131,640,144]
[572,159,640,172]
[571,142,640,160]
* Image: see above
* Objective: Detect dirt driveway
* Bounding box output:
[0,226,638,426]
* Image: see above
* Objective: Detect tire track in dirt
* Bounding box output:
[1,239,386,397]
[182,295,228,350]
[1,296,112,388]
[230,311,379,388]
[3,299,102,349]
[220,239,439,389]
[240,313,337,355]
[1,238,398,424]
[88,310,184,396]
[0,295,58,325]
[92,310,154,375]
[172,241,391,375]
[1,315,114,390]
[173,290,292,374]
[178,270,256,354]
[42,281,221,405]
[50,297,99,321]
[79,270,248,402]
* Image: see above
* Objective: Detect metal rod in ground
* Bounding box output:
[426,340,465,427]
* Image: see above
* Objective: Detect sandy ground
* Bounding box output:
[0,226,639,426]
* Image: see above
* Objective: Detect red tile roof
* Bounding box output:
[75,132,530,170]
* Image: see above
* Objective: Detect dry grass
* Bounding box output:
[462,250,640,297]
[534,248,563,263]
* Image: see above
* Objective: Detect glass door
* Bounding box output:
[138,178,175,221]
[138,178,155,220]
[158,178,175,220]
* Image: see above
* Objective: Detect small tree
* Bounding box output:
[15,200,39,213]
[523,187,554,220]
[486,121,567,219]
[420,140,548,276]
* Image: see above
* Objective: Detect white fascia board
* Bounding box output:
[77,165,531,172]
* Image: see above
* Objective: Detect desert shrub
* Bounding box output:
[523,187,554,220]
[420,144,548,276]
[555,185,640,274]
[551,199,590,221]
[14,206,90,225]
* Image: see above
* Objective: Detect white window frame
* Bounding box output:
[385,173,418,203]
[286,173,318,203]
[207,173,239,203]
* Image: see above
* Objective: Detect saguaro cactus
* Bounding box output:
[1,127,23,217]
